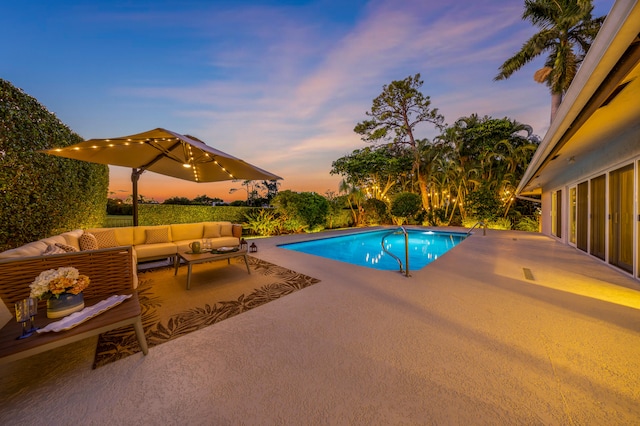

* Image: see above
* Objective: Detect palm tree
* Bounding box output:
[338,179,366,226]
[495,0,605,122]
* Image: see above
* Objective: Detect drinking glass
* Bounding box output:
[15,299,33,339]
[27,297,38,332]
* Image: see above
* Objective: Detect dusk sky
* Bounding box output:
[2,0,614,202]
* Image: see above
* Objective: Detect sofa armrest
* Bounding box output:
[0,246,135,317]
[232,224,243,239]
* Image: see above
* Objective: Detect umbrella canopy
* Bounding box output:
[41,128,282,225]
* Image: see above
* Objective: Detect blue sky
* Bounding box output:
[1,0,614,202]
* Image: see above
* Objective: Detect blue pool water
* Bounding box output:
[279,228,467,271]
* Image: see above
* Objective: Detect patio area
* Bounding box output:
[1,228,639,424]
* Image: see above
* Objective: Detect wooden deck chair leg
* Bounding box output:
[133,317,149,355]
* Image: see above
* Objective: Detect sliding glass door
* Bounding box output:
[551,190,562,238]
[577,181,589,252]
[609,164,634,273]
[590,175,606,260]
[569,186,577,245]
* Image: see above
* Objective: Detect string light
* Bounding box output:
[48,136,238,180]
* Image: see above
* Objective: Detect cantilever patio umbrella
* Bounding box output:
[41,128,282,225]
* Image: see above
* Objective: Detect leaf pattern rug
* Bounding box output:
[93,256,320,368]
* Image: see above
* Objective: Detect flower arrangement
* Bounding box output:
[30,267,90,300]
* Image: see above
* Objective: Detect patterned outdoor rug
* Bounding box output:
[93,256,320,368]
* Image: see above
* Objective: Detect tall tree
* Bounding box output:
[494,0,605,122]
[354,74,444,211]
[436,115,539,219]
[330,145,413,202]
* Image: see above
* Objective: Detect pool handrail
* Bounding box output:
[467,221,487,236]
[381,226,410,277]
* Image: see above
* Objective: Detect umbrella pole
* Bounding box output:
[131,168,142,226]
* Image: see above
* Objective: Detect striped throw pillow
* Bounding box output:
[43,244,66,256]
[55,242,78,252]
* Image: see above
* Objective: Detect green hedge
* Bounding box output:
[138,204,256,226]
[0,79,109,251]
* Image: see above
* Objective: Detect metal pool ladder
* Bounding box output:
[381,226,410,277]
[467,221,486,236]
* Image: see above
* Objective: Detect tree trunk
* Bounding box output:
[417,173,430,211]
[550,91,563,123]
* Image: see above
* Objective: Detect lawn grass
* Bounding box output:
[105,215,133,227]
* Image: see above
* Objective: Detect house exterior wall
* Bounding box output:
[540,126,640,279]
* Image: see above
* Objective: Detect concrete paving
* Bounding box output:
[1,228,639,425]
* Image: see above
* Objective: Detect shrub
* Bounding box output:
[390,192,422,224]
[138,204,253,226]
[463,217,512,230]
[272,190,329,231]
[0,79,108,251]
[363,198,390,225]
[325,194,353,229]
[487,218,512,230]
[424,207,449,226]
[515,216,540,232]
[465,185,501,222]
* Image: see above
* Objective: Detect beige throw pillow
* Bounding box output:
[203,224,221,238]
[220,223,233,237]
[92,229,119,248]
[79,233,99,251]
[145,227,169,244]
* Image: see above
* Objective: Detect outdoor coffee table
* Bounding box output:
[174,248,250,290]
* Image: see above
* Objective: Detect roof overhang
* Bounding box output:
[517,0,640,196]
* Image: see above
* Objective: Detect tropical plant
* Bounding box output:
[243,209,282,236]
[465,184,501,222]
[435,115,539,220]
[338,179,366,226]
[494,0,605,121]
[354,74,444,211]
[514,215,540,232]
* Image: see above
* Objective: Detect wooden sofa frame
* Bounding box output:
[0,246,148,365]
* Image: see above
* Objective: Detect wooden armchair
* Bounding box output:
[0,246,148,365]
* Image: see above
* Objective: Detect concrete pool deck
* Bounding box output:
[1,228,639,424]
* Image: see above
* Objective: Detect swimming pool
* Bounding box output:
[279,228,467,271]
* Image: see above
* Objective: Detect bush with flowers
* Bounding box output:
[30,267,90,300]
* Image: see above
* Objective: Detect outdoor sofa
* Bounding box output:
[0,221,242,363]
[0,221,243,266]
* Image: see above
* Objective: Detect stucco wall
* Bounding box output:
[546,122,640,193]
[540,123,640,242]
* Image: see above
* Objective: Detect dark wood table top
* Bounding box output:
[0,291,140,362]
